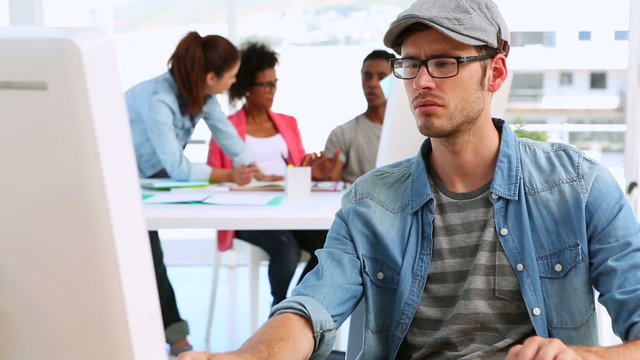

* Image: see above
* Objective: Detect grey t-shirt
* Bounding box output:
[397,175,534,359]
[324,114,382,183]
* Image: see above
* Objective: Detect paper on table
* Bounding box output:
[170,184,231,192]
[202,193,278,206]
[140,178,208,190]
[144,192,210,204]
[311,181,345,191]
[226,180,284,191]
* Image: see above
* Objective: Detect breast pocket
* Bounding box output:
[537,242,595,329]
[362,254,400,333]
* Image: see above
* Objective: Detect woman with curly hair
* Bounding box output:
[208,41,327,306]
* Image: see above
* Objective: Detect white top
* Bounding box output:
[246,133,288,176]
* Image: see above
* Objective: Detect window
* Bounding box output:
[0,0,8,26]
[545,32,556,47]
[512,73,544,90]
[560,72,573,86]
[511,31,556,47]
[111,0,409,153]
[570,132,624,152]
[590,72,607,89]
[578,31,591,41]
[509,73,544,102]
[614,30,628,40]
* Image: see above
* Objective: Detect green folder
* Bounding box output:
[140,178,209,190]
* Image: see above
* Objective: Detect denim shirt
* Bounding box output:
[125,72,252,181]
[272,119,640,360]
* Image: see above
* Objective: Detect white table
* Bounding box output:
[144,191,343,230]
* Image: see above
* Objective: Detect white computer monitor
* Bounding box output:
[376,75,426,168]
[0,27,167,360]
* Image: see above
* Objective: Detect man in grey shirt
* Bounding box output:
[312,50,395,183]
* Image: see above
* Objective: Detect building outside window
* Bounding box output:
[509,73,544,102]
[0,0,8,26]
[110,0,412,155]
[590,72,607,89]
[511,31,556,47]
[615,30,629,40]
[579,31,591,41]
[560,72,573,86]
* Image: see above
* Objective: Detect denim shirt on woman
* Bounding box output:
[272,118,640,360]
[125,72,252,181]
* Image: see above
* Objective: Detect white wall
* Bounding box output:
[625,0,640,182]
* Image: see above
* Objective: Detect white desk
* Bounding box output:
[144,191,343,230]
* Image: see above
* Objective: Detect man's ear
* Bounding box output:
[487,54,508,93]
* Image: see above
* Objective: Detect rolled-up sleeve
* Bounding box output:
[270,296,338,360]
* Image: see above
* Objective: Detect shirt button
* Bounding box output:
[533,307,542,316]
[500,228,509,236]
[516,264,524,272]
[376,272,385,280]
[555,263,563,272]
[491,193,499,199]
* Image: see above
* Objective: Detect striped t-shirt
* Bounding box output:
[397,174,534,359]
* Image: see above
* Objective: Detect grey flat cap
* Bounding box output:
[383,0,510,56]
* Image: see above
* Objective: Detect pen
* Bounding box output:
[281,152,296,166]
[301,154,311,167]
[301,152,318,167]
[281,152,290,166]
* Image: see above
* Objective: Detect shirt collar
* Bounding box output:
[408,118,521,213]
[490,118,521,201]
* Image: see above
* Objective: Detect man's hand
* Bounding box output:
[506,336,582,359]
[177,351,214,360]
[178,313,314,360]
[507,335,640,360]
[311,149,343,181]
[177,351,247,360]
[505,336,616,360]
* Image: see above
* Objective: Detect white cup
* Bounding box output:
[285,166,311,197]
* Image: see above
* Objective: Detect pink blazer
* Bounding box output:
[207,107,306,251]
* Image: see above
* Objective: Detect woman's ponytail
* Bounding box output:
[169,32,239,116]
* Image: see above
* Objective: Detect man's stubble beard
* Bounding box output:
[415,73,488,139]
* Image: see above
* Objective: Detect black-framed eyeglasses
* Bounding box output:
[252,80,278,89]
[390,54,494,80]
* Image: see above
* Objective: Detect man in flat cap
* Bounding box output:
[181,0,640,359]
